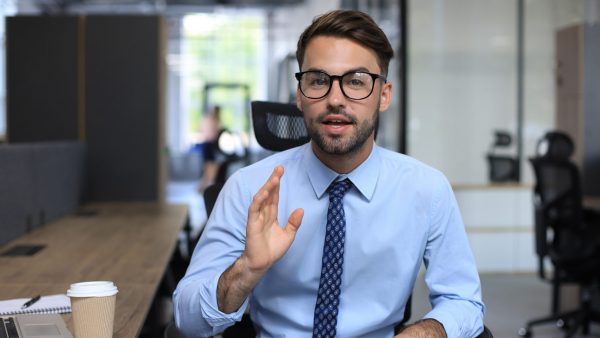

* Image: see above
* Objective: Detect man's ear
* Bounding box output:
[378,81,393,112]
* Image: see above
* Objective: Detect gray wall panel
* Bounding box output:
[0,145,35,245]
[32,142,85,225]
[0,142,84,246]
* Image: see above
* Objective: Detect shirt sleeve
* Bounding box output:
[173,171,252,337]
[421,174,486,338]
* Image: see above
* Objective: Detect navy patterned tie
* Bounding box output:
[313,178,352,338]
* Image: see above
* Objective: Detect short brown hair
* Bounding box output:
[296,10,394,76]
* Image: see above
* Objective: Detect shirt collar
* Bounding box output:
[302,142,380,201]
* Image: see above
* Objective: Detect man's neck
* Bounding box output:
[311,140,374,174]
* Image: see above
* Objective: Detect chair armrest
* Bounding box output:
[476,325,493,338]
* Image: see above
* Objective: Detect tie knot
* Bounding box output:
[328,178,352,199]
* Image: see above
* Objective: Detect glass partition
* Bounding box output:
[408,0,518,185]
[408,0,592,185]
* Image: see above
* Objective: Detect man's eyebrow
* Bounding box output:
[345,67,371,73]
[301,67,373,75]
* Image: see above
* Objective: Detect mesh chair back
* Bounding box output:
[536,131,574,160]
[251,101,310,151]
[530,131,587,265]
[531,158,584,258]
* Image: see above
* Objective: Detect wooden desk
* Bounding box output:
[0,202,188,338]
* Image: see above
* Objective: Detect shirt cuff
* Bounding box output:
[424,307,459,338]
[200,273,249,327]
[424,302,483,338]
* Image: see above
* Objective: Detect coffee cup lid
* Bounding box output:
[67,281,118,297]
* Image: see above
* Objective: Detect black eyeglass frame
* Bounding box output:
[294,70,387,100]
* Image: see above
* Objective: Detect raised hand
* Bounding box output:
[242,165,305,274]
[217,165,304,313]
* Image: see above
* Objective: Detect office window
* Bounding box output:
[179,12,265,149]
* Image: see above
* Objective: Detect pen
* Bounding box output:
[21,295,41,309]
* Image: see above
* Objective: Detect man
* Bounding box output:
[174,9,485,338]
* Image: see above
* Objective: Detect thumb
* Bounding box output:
[284,208,304,235]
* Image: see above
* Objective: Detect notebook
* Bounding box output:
[1,314,73,338]
[0,295,71,316]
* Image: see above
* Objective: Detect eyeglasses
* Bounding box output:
[295,70,387,100]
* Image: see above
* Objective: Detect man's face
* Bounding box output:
[296,36,392,158]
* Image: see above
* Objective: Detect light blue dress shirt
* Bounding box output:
[174,143,485,338]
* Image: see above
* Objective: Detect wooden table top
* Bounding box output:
[0,202,188,338]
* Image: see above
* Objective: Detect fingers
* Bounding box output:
[262,166,283,209]
[270,166,283,208]
[248,166,284,224]
[248,189,268,225]
[263,166,283,217]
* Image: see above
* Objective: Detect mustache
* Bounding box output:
[315,109,358,124]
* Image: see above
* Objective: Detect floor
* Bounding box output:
[412,273,600,338]
[167,180,600,338]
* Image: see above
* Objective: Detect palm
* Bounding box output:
[244,166,303,273]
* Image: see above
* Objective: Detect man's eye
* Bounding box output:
[347,78,365,86]
[309,77,329,86]
[345,76,367,88]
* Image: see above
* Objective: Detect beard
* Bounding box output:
[304,105,379,156]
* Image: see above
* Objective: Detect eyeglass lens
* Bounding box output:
[299,71,375,100]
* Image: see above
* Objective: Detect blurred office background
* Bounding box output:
[1,0,600,336]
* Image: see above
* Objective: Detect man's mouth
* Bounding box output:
[322,119,352,126]
[319,112,356,127]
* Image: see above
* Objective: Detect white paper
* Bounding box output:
[0,294,71,316]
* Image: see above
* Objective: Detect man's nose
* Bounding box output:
[326,78,346,106]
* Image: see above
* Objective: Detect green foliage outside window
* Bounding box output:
[183,13,262,139]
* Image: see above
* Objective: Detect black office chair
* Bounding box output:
[519,131,600,337]
[486,130,519,182]
[203,182,224,218]
[250,100,310,150]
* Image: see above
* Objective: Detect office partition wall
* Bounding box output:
[84,16,166,202]
[0,145,35,245]
[0,142,84,246]
[6,15,166,202]
[6,16,80,142]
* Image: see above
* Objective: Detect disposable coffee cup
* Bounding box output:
[67,281,118,338]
